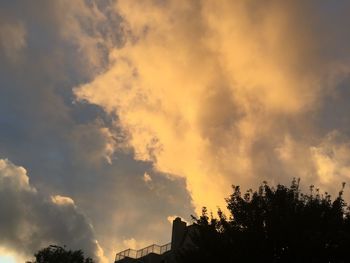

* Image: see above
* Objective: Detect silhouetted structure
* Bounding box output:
[114,217,194,263]
[115,180,350,263]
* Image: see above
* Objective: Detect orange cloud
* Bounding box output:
[75,0,350,212]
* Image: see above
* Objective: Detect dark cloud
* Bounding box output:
[0,159,103,260]
[0,0,194,261]
[317,75,350,135]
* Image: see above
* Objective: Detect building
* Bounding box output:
[114,217,195,263]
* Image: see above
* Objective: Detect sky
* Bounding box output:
[0,256,15,263]
[1,0,350,262]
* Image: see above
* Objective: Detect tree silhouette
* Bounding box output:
[177,179,350,263]
[27,245,94,263]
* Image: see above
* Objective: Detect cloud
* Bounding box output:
[0,20,26,63]
[75,0,350,212]
[51,195,76,206]
[0,1,194,260]
[122,238,137,250]
[143,172,152,183]
[311,131,350,190]
[0,158,105,262]
[3,0,350,262]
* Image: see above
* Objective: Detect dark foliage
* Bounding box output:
[177,179,350,263]
[27,245,94,263]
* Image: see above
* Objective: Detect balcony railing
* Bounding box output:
[115,243,171,261]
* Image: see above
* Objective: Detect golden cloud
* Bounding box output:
[75,0,350,212]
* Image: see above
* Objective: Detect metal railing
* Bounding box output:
[115,242,171,261]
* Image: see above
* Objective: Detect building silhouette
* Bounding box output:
[114,217,194,263]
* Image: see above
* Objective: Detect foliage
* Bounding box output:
[178,179,350,263]
[27,245,94,263]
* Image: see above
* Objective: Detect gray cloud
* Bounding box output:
[0,1,194,261]
[0,159,104,261]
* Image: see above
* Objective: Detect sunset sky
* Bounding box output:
[1,1,350,262]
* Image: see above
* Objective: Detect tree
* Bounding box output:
[178,179,350,263]
[27,245,94,263]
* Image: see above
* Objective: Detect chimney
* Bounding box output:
[171,217,187,250]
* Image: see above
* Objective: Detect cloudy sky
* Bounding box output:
[1,0,350,262]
